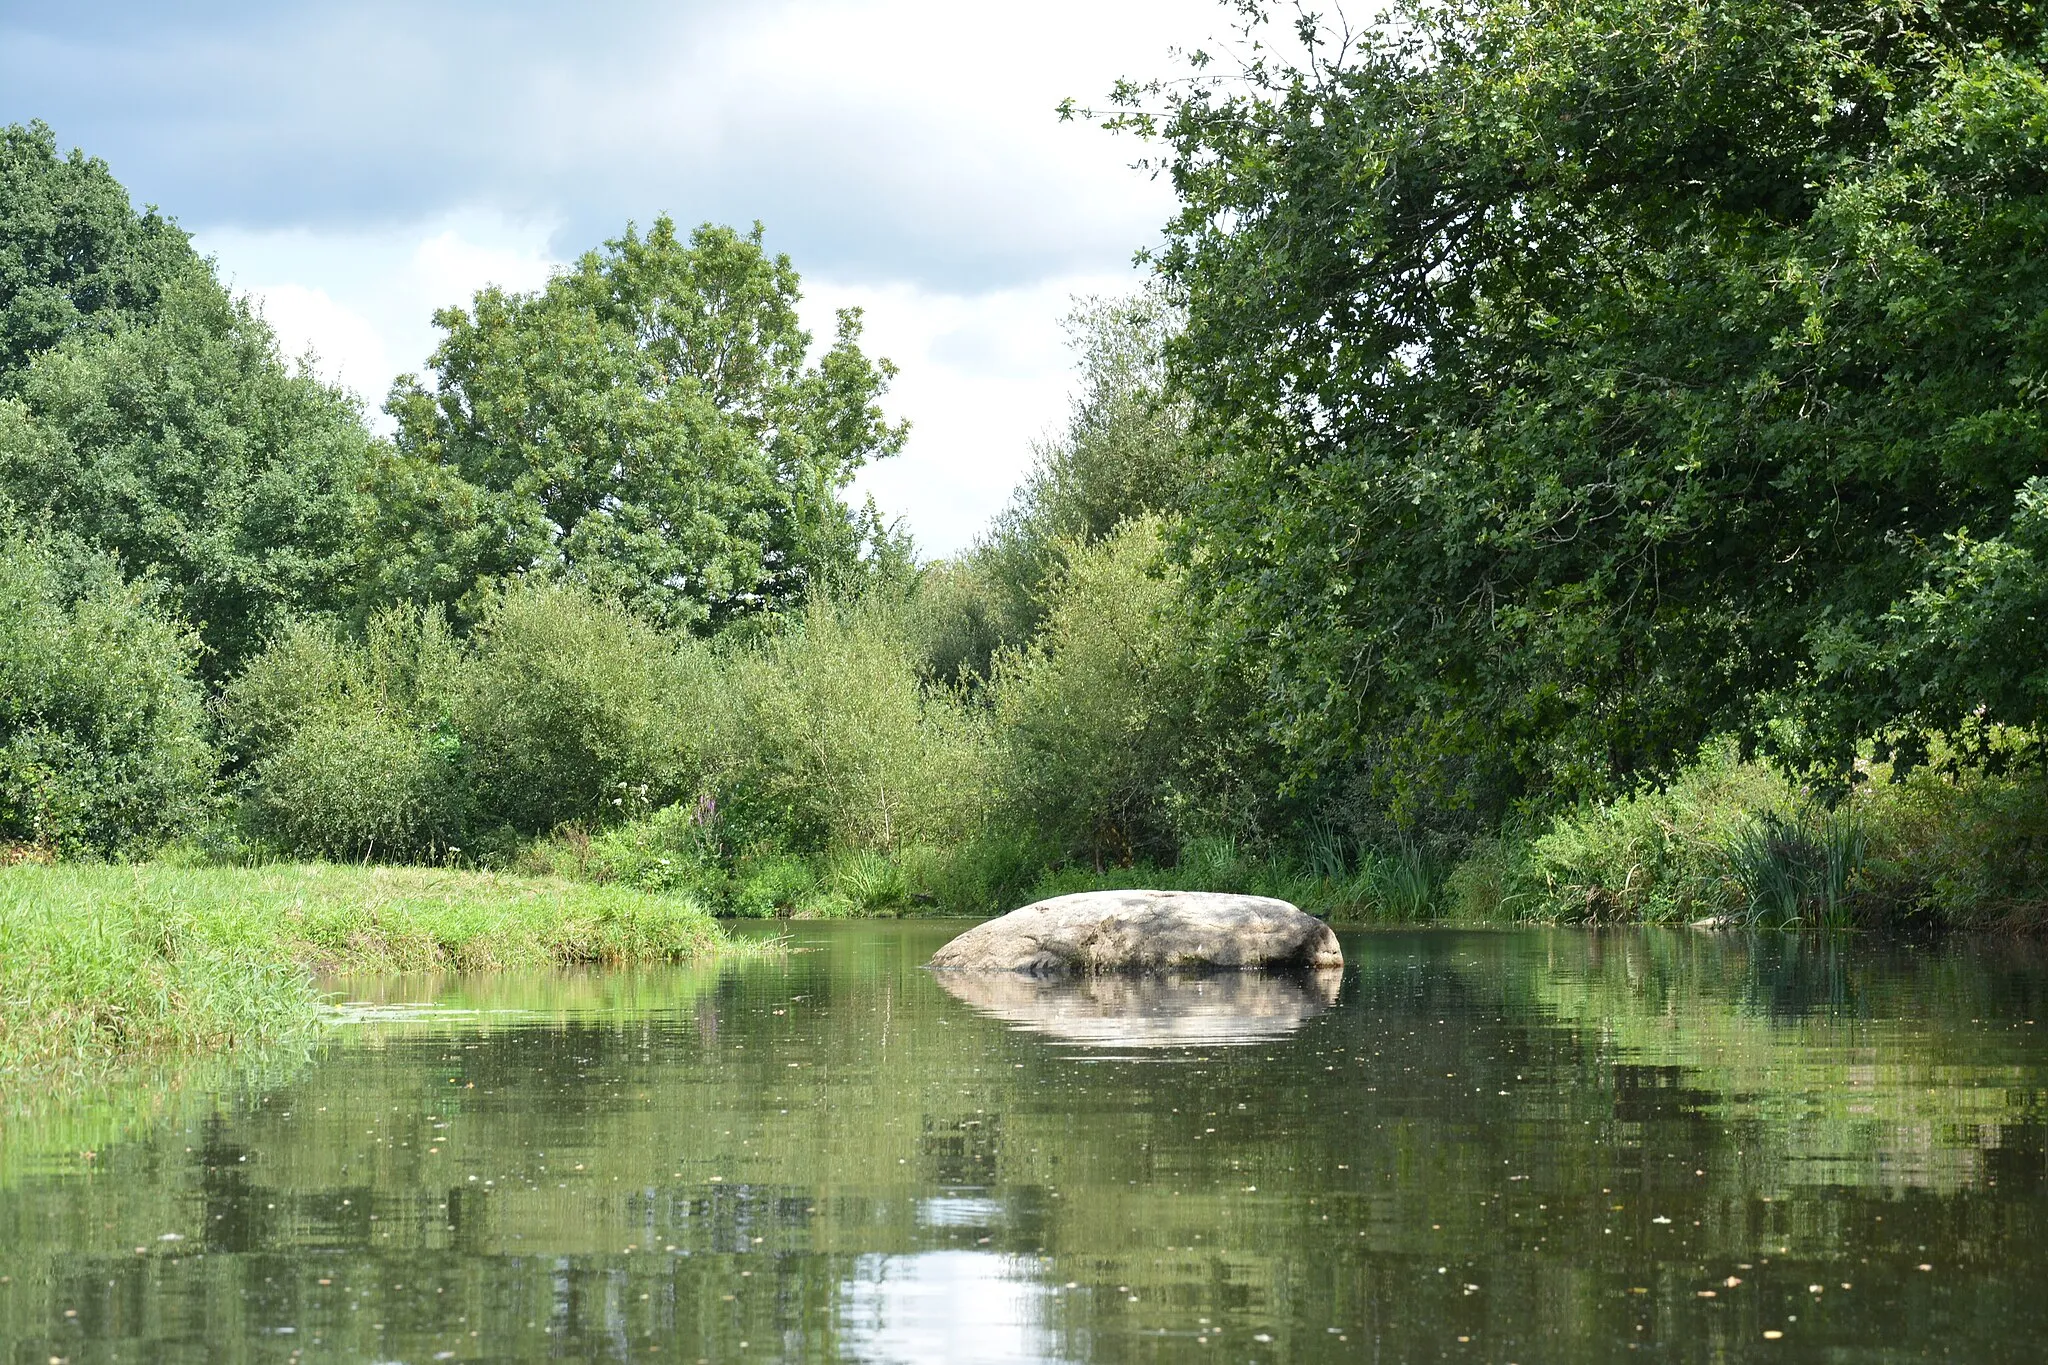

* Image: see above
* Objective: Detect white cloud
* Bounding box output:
[411,227,559,305]
[7,0,1220,286]
[246,283,390,400]
[805,269,1142,556]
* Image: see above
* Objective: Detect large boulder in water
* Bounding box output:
[928,890,1343,975]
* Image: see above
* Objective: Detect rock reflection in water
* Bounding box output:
[931,969,1342,1047]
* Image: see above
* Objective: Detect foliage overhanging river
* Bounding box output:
[3,923,2046,1362]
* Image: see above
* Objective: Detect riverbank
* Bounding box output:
[514,742,2048,934]
[0,863,755,1086]
[12,734,2043,1088]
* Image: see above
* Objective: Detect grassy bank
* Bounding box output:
[0,863,754,1086]
[9,743,2035,1101]
[1048,745,2048,933]
[1452,743,2048,934]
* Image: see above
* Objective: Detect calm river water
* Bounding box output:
[4,923,2047,1363]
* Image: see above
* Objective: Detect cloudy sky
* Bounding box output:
[0,0,1232,554]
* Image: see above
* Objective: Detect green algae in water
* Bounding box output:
[2,924,2046,1362]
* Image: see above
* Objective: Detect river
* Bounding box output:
[3,922,2045,1362]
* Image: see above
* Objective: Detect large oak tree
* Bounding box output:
[372,218,908,631]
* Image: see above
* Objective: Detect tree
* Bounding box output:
[990,517,1204,865]
[1112,0,2048,824]
[0,275,380,679]
[0,121,203,388]
[373,218,908,631]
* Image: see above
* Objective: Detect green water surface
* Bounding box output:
[3,923,2046,1363]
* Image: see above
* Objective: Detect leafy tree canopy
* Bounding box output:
[993,286,1193,553]
[0,275,380,679]
[1117,0,2048,823]
[373,218,909,631]
[0,121,203,387]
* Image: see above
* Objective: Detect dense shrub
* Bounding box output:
[226,580,990,867]
[220,607,467,861]
[517,801,718,895]
[225,586,707,858]
[1497,743,1801,923]
[987,517,1199,866]
[457,584,701,836]
[709,590,990,855]
[249,710,464,863]
[1439,742,2048,930]
[897,556,1021,689]
[1852,753,2048,932]
[0,533,212,855]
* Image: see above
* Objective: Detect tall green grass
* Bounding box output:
[0,863,755,1085]
[1434,739,2048,932]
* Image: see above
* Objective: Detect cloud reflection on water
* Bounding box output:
[838,1251,1068,1365]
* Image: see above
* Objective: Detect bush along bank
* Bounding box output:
[513,736,2048,936]
[1055,742,2033,935]
[1429,742,2048,934]
[0,863,762,1085]
[15,513,2044,937]
[189,558,2048,935]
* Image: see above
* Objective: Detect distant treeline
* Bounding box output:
[7,0,2048,930]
